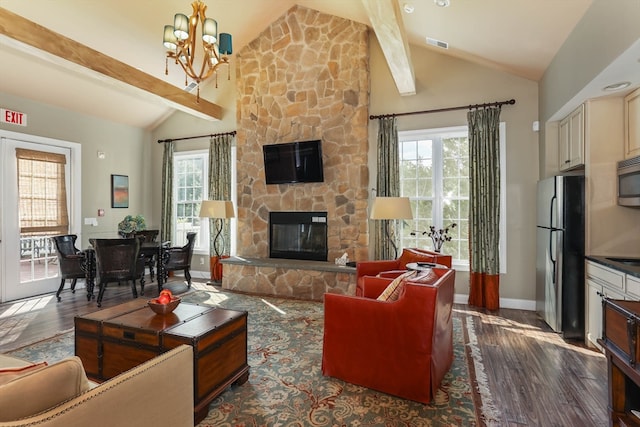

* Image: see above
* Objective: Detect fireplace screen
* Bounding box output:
[269,211,328,261]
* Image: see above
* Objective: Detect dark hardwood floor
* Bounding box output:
[456,305,608,427]
[0,281,608,426]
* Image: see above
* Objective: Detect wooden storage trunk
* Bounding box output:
[100,303,212,378]
[603,299,640,366]
[74,299,150,379]
[163,309,248,423]
[75,301,249,424]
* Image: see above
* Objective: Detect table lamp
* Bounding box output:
[199,200,235,285]
[370,196,413,259]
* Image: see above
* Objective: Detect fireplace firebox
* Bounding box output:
[269,211,328,261]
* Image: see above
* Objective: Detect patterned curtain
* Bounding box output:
[160,141,174,243]
[467,107,501,310]
[375,116,400,260]
[208,134,233,256]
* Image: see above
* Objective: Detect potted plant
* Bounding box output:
[117,215,146,237]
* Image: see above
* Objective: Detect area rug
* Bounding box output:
[7,289,498,426]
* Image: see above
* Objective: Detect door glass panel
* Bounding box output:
[19,235,58,283]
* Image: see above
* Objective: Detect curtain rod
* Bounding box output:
[157,130,237,144]
[369,99,516,120]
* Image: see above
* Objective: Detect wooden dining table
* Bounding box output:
[81,239,168,301]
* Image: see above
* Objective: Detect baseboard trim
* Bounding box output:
[454,293,535,311]
[192,270,210,279]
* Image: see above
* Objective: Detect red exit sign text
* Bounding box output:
[1,108,27,126]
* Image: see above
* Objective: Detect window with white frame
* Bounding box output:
[398,124,506,272]
[399,127,469,266]
[173,151,208,252]
[172,148,237,256]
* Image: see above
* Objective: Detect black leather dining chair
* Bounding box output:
[164,232,197,288]
[134,229,160,282]
[92,238,141,307]
[52,234,86,302]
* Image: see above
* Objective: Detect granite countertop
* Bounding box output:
[586,255,640,279]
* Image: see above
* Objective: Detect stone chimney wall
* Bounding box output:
[235,5,370,264]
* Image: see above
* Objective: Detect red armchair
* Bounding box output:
[356,248,452,296]
[322,267,455,404]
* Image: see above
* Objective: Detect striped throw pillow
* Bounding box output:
[377,270,417,302]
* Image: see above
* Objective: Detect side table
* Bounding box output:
[406,261,449,271]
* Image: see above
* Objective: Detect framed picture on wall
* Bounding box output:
[111,174,129,208]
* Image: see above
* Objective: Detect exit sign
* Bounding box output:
[1,108,27,126]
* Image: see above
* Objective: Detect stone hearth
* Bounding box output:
[221,257,356,301]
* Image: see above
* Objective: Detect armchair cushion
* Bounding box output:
[0,356,90,421]
[365,268,442,299]
[377,270,416,301]
[0,362,48,386]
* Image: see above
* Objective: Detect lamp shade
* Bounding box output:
[199,200,235,219]
[202,18,217,44]
[218,33,232,55]
[173,13,190,40]
[370,197,413,220]
[163,25,177,50]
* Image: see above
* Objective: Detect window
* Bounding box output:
[398,125,507,272]
[173,151,208,251]
[15,148,70,281]
[398,127,469,266]
[172,148,237,256]
[16,148,69,236]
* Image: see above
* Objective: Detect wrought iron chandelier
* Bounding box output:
[163,1,233,101]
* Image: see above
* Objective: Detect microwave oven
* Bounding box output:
[617,155,640,207]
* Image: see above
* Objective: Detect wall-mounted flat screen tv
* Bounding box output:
[263,140,324,184]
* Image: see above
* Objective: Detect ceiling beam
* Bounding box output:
[0,7,223,121]
[361,0,416,96]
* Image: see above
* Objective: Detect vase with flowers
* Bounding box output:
[411,223,457,253]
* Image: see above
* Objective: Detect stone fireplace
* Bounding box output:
[269,211,328,261]
[223,5,370,300]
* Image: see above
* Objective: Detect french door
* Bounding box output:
[0,131,81,302]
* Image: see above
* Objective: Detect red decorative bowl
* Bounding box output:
[148,297,181,315]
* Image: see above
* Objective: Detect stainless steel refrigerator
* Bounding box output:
[535,175,585,339]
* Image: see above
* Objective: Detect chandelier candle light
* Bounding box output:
[163,1,233,101]
[199,200,235,285]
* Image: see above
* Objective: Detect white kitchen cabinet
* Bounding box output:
[585,260,627,350]
[587,278,625,350]
[624,88,640,159]
[627,275,640,299]
[559,104,585,171]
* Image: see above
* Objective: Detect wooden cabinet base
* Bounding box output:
[601,299,640,427]
[75,301,249,425]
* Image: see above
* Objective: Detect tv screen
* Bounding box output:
[263,140,324,184]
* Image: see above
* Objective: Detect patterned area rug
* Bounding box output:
[7,289,497,426]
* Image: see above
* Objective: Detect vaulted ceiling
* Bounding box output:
[0,0,593,129]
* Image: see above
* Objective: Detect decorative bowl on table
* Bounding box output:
[148,296,181,315]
